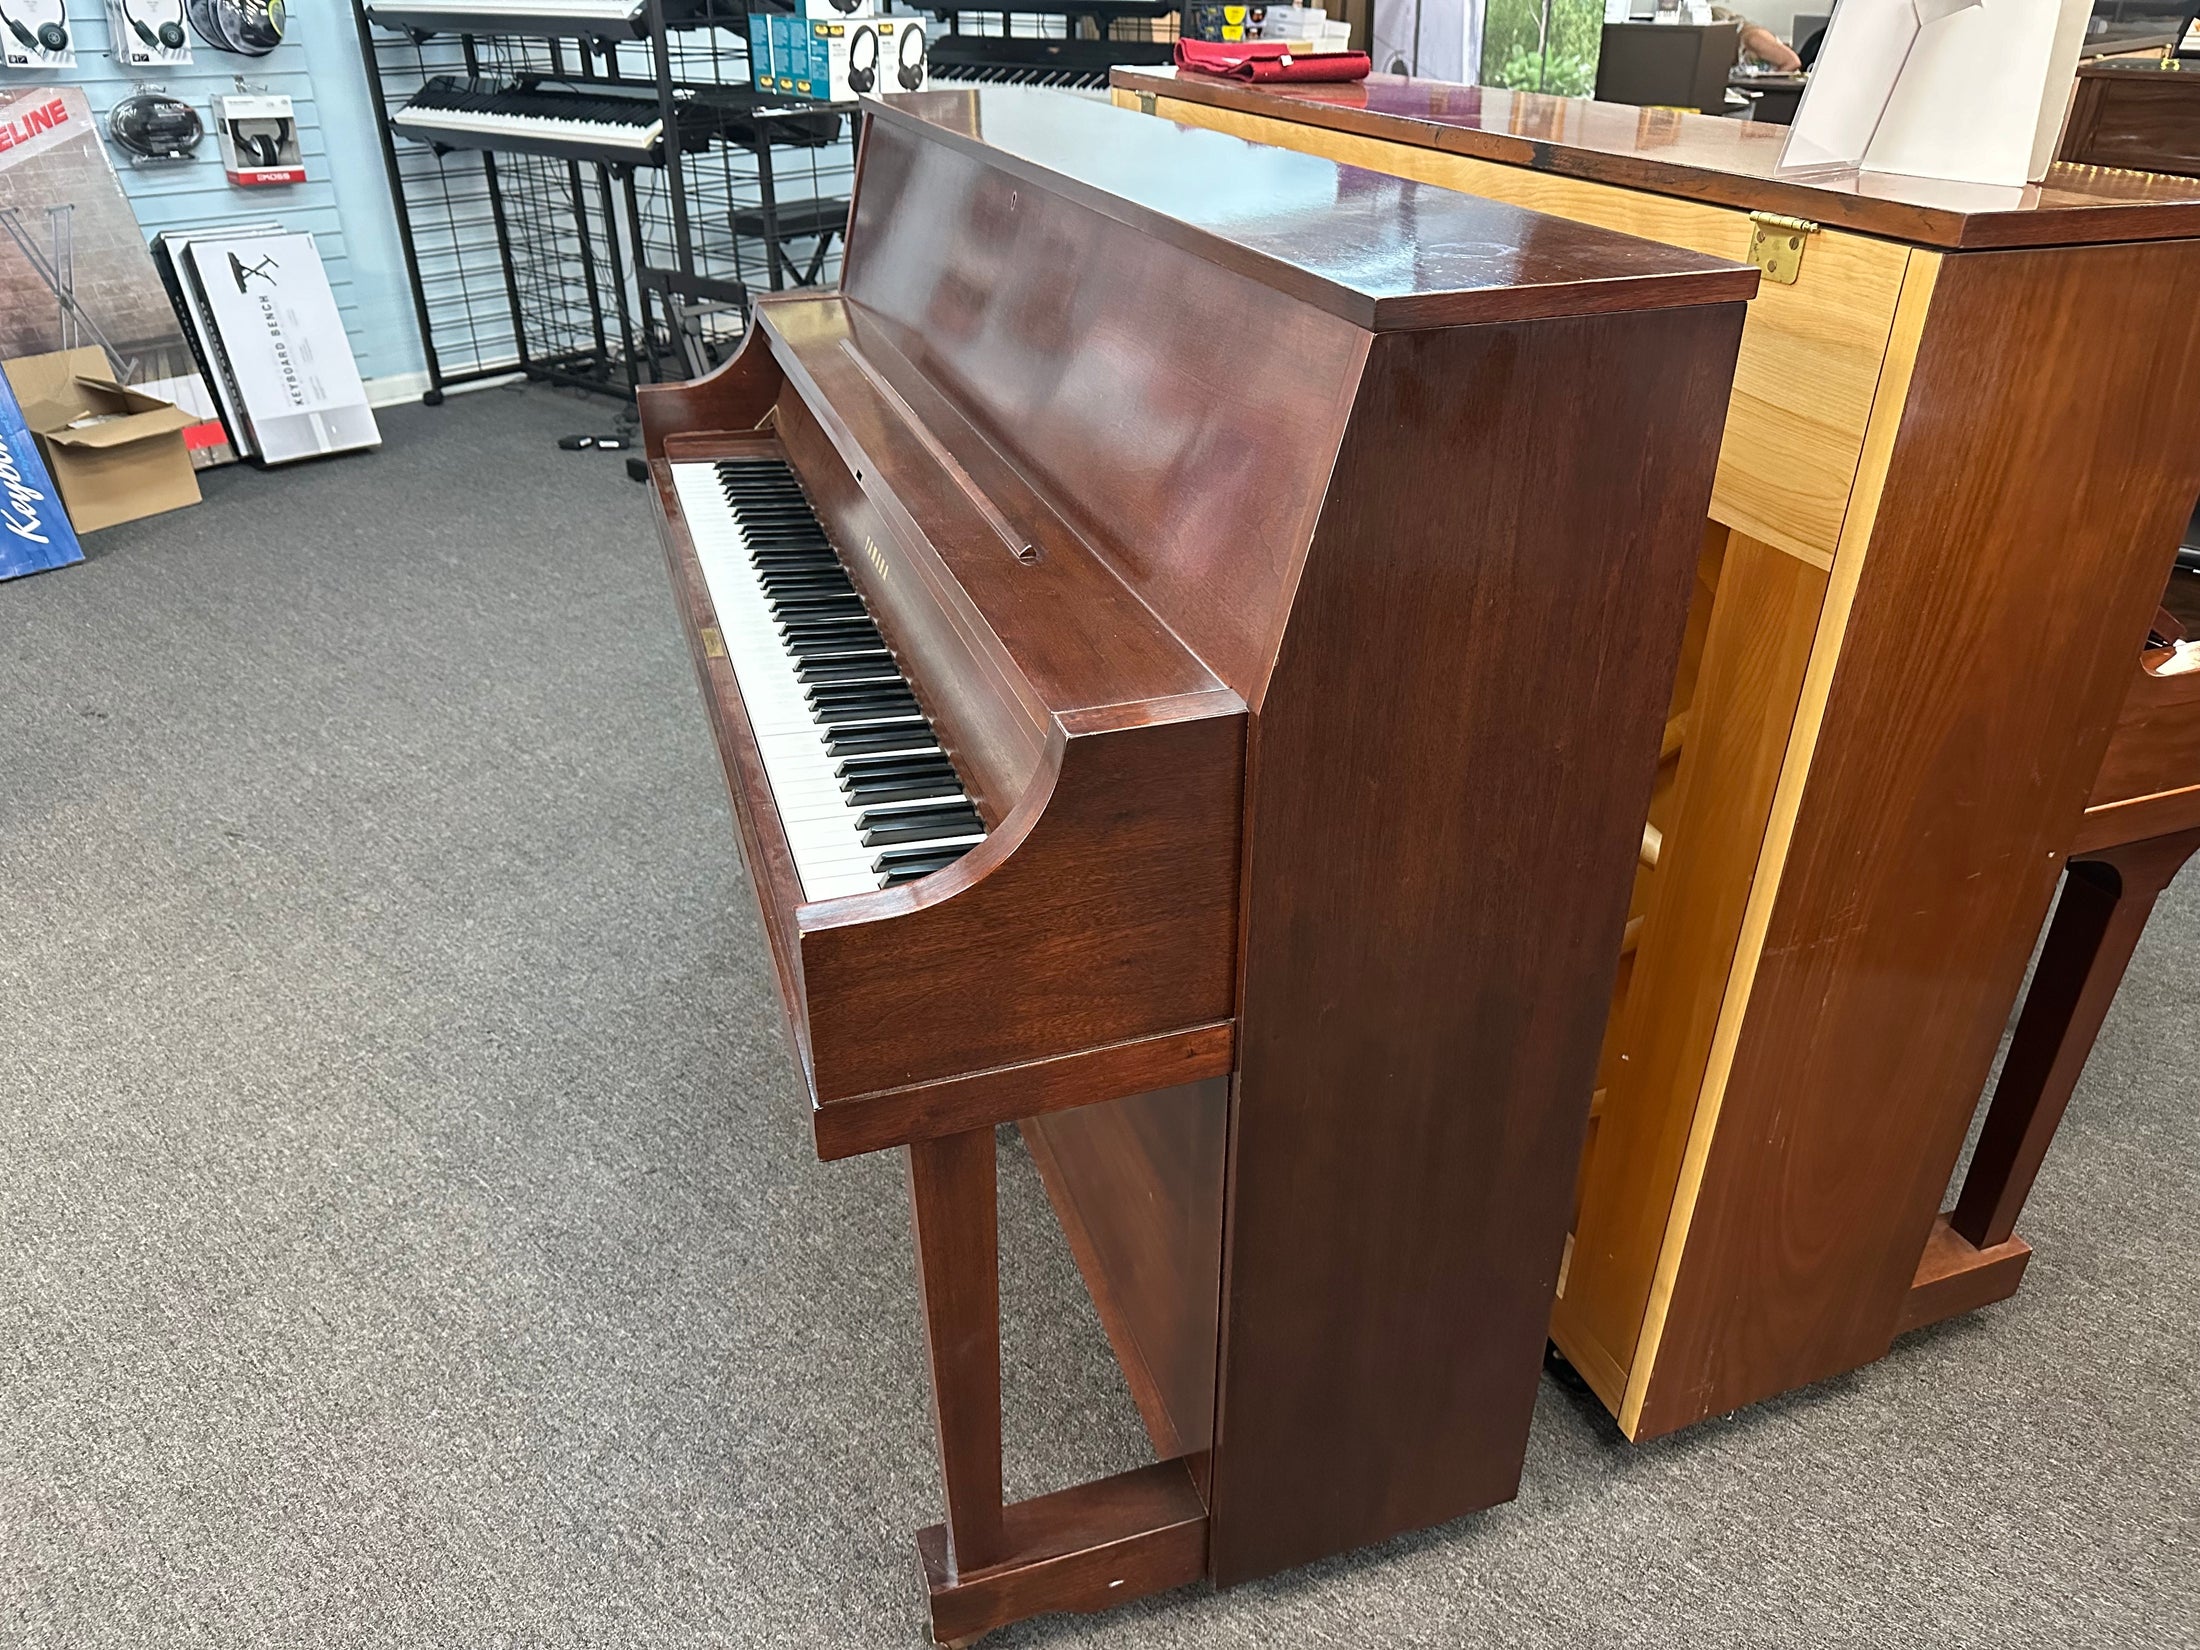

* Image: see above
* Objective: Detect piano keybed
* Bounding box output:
[672,456,986,902]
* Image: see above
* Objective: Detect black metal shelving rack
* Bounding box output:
[352,0,859,401]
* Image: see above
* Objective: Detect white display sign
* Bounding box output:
[1780,0,2091,187]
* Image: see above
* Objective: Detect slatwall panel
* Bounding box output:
[21,3,397,377]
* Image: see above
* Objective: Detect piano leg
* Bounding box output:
[907,1127,1008,1576]
[1941,825,2200,1252]
[904,1125,1209,1642]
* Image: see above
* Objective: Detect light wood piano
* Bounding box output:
[640,87,1755,1639]
[1109,68,2200,1443]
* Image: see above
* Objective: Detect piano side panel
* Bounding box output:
[637,324,784,459]
[1020,1078,1229,1476]
[1208,299,1748,1584]
[798,705,1244,1104]
[837,113,1369,704]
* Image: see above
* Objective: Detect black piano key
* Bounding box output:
[814,695,922,727]
[772,596,867,620]
[873,844,973,883]
[788,631,888,660]
[842,764,957,795]
[797,654,899,685]
[859,803,984,846]
[845,774,964,806]
[826,720,937,757]
[808,687,918,717]
[838,753,953,781]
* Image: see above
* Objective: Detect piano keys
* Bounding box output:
[642,87,1755,1639]
[925,34,1168,92]
[391,76,669,161]
[672,455,984,900]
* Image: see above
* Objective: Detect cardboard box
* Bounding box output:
[2,348,201,533]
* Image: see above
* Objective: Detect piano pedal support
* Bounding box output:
[905,1126,1209,1642]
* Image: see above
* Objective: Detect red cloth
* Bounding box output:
[1173,38,1371,82]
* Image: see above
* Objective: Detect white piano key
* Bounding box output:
[672,460,987,902]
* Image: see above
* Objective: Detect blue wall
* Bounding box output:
[5,1,427,388]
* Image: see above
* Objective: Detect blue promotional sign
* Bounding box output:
[0,364,82,581]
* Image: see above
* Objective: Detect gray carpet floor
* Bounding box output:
[3,384,2195,1649]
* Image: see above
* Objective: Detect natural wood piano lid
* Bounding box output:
[1110,68,2200,250]
[870,87,1758,329]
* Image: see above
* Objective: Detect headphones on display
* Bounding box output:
[234,115,290,165]
[2,0,69,54]
[824,0,862,12]
[895,22,924,88]
[845,23,875,93]
[186,0,285,54]
[123,0,188,49]
[109,91,204,158]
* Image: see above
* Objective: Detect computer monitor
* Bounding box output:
[1594,21,1743,116]
[1790,11,1830,53]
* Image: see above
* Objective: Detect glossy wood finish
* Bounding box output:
[916,1459,1209,1643]
[1124,90,1912,573]
[879,89,1757,332]
[1949,828,2200,1251]
[1116,68,2200,248]
[2078,647,2200,853]
[1115,74,2200,1446]
[1212,300,1743,1582]
[1554,527,1824,1414]
[909,1128,1007,1575]
[1022,1082,1228,1470]
[1898,1216,2031,1336]
[644,86,1755,1635]
[2060,62,2200,179]
[1633,240,2200,1437]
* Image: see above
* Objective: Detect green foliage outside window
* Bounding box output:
[1480,0,1601,95]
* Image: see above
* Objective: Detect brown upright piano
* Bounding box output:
[641,87,1754,1640]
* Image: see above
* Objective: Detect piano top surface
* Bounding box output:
[1112,68,2200,250]
[869,88,1757,331]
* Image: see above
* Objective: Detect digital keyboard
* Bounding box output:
[670,456,985,901]
[362,0,708,40]
[391,78,666,161]
[926,34,1170,91]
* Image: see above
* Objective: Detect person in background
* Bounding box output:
[1712,6,1804,69]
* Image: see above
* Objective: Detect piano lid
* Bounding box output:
[867,88,1757,332]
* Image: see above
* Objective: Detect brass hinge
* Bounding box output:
[1747,211,1819,285]
[1136,89,1156,115]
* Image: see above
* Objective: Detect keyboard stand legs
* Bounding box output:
[904,1125,1208,1644]
[1903,826,2200,1325]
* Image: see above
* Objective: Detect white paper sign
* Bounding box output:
[1780,0,2090,187]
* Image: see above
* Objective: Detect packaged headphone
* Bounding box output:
[895,19,925,89]
[109,91,205,158]
[111,0,193,64]
[1,0,75,67]
[186,0,285,55]
[845,23,876,94]
[212,91,303,182]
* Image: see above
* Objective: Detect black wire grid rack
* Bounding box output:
[351,0,858,401]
